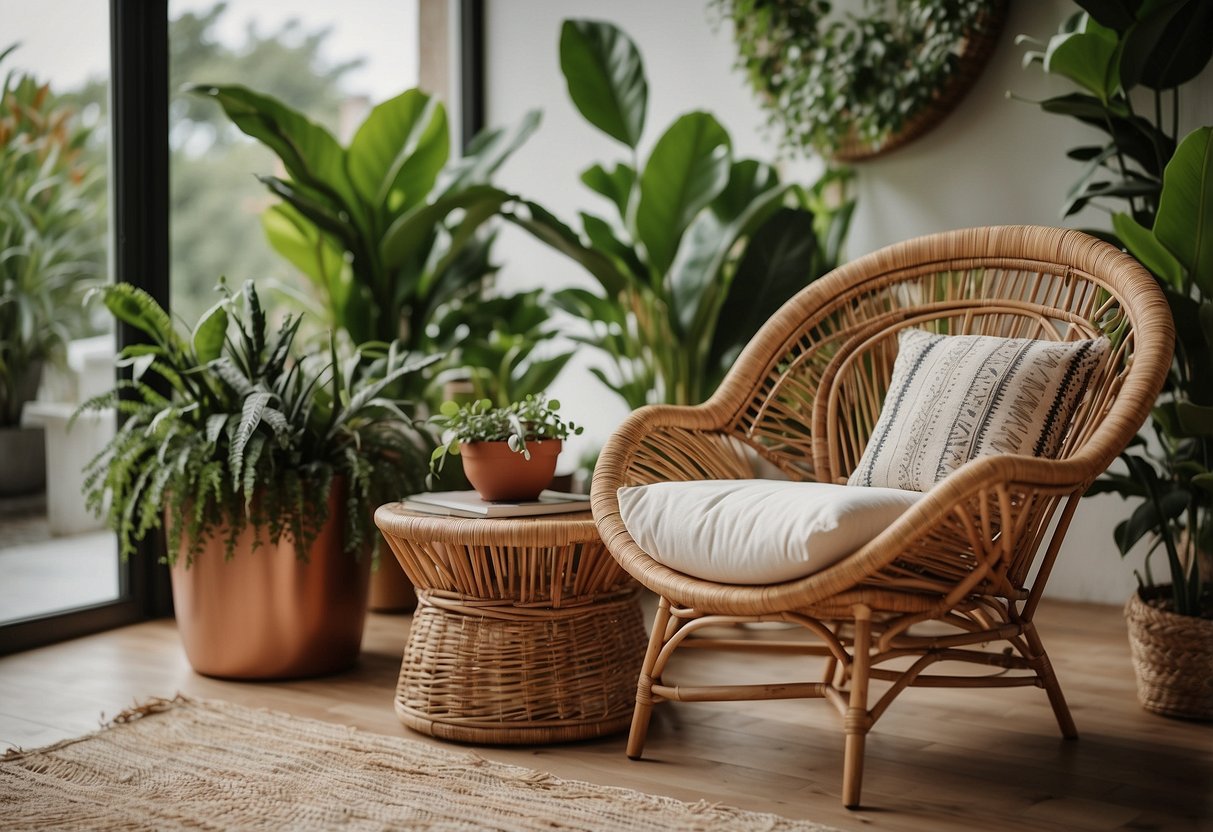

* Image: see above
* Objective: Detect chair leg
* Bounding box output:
[1023,622,1078,740]
[842,605,873,809]
[627,595,673,760]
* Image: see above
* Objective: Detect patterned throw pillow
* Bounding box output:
[847,329,1109,491]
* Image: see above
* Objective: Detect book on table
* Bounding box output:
[402,490,590,518]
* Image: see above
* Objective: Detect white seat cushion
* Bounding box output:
[616,479,924,585]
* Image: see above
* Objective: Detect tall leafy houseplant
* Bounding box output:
[80,280,434,564]
[428,290,574,407]
[1020,0,1212,621]
[0,45,104,427]
[506,20,855,408]
[189,83,539,399]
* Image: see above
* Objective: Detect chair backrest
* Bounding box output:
[715,226,1173,593]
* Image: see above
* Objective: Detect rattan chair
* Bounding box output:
[590,226,1173,808]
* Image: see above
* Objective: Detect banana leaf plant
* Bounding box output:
[504,19,855,408]
[1020,1,1213,616]
[188,82,538,400]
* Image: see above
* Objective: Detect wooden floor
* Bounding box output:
[1,597,1209,831]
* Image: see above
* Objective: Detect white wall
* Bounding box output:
[482,0,1213,604]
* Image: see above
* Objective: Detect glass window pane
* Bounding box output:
[0,2,119,625]
[168,0,421,326]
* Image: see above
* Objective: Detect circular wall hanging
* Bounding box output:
[717,0,1008,162]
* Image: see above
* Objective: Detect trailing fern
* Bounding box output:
[80,279,436,566]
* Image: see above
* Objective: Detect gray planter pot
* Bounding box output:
[0,425,47,497]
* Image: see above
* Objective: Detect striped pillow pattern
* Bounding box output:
[847,329,1109,492]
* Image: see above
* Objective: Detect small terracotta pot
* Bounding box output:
[168,484,371,680]
[460,439,561,501]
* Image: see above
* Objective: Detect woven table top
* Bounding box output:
[375,503,598,547]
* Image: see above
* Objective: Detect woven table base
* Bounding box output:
[397,588,648,744]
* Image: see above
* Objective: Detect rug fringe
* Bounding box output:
[107,693,189,727]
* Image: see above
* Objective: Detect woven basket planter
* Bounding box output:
[1124,589,1213,721]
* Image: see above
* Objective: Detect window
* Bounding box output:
[0,1,121,629]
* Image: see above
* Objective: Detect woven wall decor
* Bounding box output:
[718,0,1008,161]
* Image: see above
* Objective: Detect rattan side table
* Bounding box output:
[373,505,647,744]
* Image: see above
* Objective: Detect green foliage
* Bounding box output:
[1023,1,1213,616]
[427,395,583,475]
[0,45,105,426]
[715,0,995,156]
[428,289,574,407]
[79,279,435,566]
[190,80,539,402]
[506,19,856,409]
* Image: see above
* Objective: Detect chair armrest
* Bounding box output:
[822,452,1091,605]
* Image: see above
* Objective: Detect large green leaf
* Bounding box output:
[256,175,360,253]
[1075,0,1138,31]
[191,300,228,364]
[1114,487,1188,553]
[347,89,449,215]
[1135,0,1213,89]
[1112,211,1183,288]
[188,84,356,212]
[711,160,780,222]
[581,162,636,220]
[503,201,629,296]
[708,208,819,377]
[559,20,647,148]
[1155,127,1213,294]
[1116,0,1188,88]
[1165,289,1213,405]
[1043,14,1121,103]
[670,181,793,339]
[438,109,541,196]
[380,185,511,271]
[261,204,348,294]
[580,212,645,283]
[101,284,186,354]
[635,112,731,276]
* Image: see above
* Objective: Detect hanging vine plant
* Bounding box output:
[716,0,1007,161]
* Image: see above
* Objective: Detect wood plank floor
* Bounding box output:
[1,598,1209,831]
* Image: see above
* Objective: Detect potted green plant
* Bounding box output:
[79,279,434,679]
[505,19,855,409]
[428,289,574,407]
[0,45,104,495]
[190,82,556,609]
[188,83,537,397]
[1019,0,1213,719]
[428,396,582,502]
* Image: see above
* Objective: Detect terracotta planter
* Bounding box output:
[1124,588,1213,721]
[169,485,371,680]
[368,557,417,613]
[460,439,561,502]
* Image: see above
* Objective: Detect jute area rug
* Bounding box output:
[1,695,842,831]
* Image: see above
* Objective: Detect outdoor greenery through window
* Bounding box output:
[167,0,422,328]
[0,2,117,626]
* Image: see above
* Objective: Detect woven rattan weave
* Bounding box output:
[373,507,647,744]
[590,226,1175,808]
[1124,589,1213,720]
